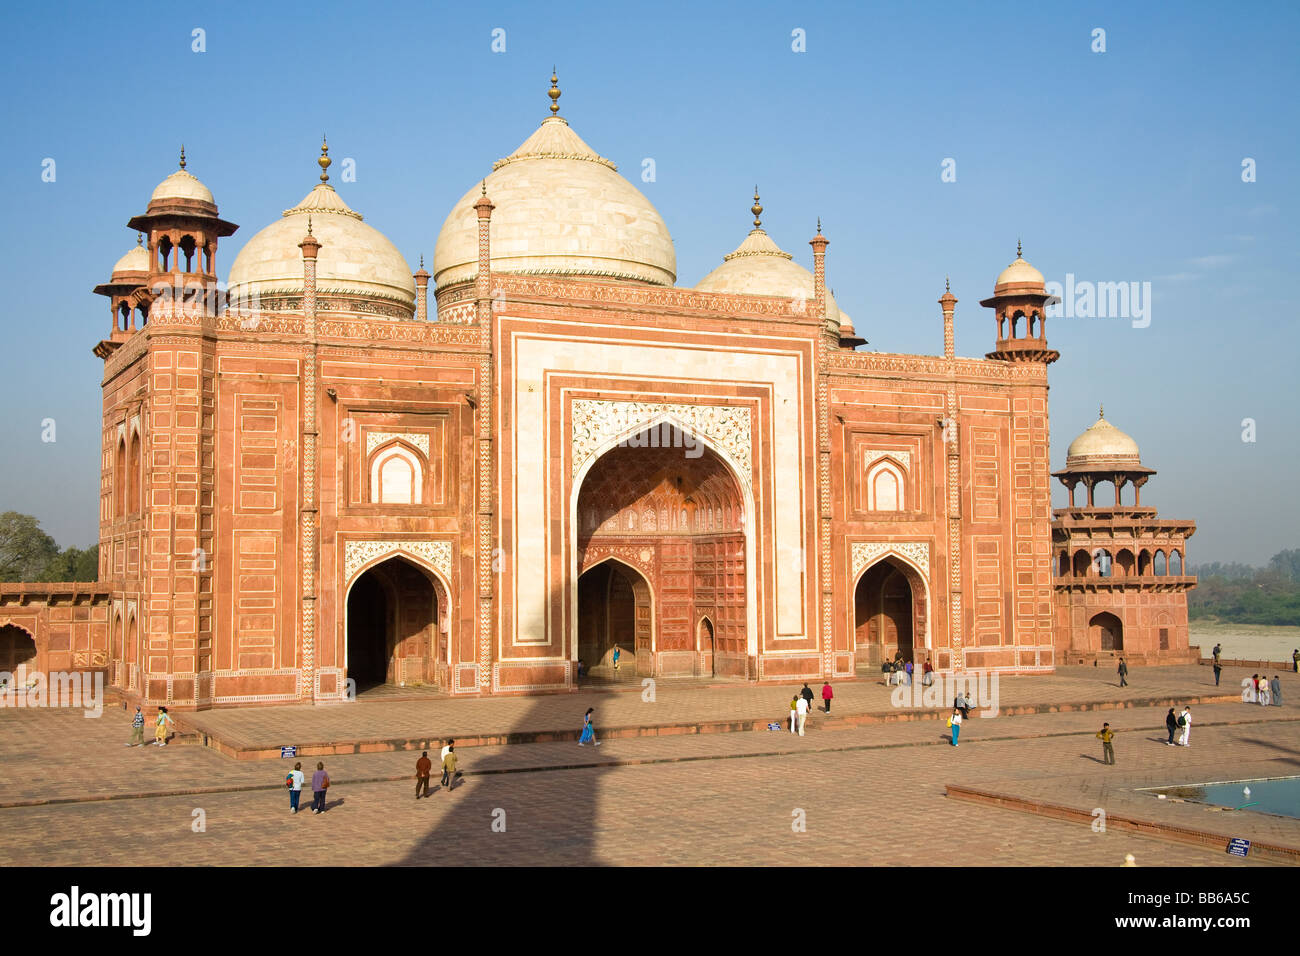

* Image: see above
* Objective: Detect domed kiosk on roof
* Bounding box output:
[432,73,676,297]
[226,138,416,319]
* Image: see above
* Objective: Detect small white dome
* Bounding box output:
[1065,409,1142,466]
[150,169,215,206]
[111,241,150,276]
[695,227,846,330]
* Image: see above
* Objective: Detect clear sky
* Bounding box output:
[0,0,1295,564]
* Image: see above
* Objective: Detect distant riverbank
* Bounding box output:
[1190,621,1300,664]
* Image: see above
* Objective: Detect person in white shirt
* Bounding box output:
[287,762,305,814]
[795,695,809,736]
[1179,707,1192,747]
[441,739,454,762]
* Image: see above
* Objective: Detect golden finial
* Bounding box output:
[136,232,144,247]
[481,180,487,196]
[307,215,313,236]
[318,135,331,183]
[945,275,951,293]
[548,68,561,114]
[1017,237,1023,259]
[751,187,763,229]
[179,145,186,170]
[1099,403,1104,419]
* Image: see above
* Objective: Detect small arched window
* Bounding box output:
[127,431,142,513]
[1154,550,1167,576]
[115,437,127,517]
[369,443,424,505]
[866,459,906,512]
[1170,550,1183,575]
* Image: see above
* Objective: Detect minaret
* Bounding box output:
[298,214,322,701]
[939,276,957,360]
[126,147,238,320]
[474,175,496,691]
[979,241,1059,364]
[414,255,430,322]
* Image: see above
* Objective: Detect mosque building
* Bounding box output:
[0,76,1197,707]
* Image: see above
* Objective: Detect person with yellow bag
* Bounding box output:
[948,707,962,747]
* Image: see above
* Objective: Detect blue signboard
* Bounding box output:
[280,746,297,759]
[1226,838,1250,857]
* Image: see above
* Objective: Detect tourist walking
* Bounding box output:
[153,706,172,747]
[441,738,454,763]
[789,694,799,733]
[1258,677,1272,707]
[1178,706,1192,747]
[796,694,809,736]
[1271,674,1283,706]
[441,744,459,790]
[1213,643,1222,663]
[578,707,601,746]
[415,751,432,799]
[1117,658,1128,687]
[800,682,815,712]
[1096,723,1115,765]
[821,681,834,713]
[1293,648,1299,674]
[905,660,914,685]
[922,657,934,686]
[613,646,621,673]
[1247,673,1261,703]
[1212,656,1222,687]
[1164,707,1178,746]
[310,762,329,813]
[286,761,305,813]
[125,706,145,747]
[949,707,962,747]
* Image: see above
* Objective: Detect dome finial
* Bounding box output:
[1017,237,1023,259]
[179,145,186,170]
[817,216,822,234]
[419,253,424,269]
[945,274,951,293]
[751,187,763,229]
[548,68,561,114]
[318,135,331,183]
[1099,403,1104,420]
[137,232,144,247]
[307,215,313,236]
[481,179,487,196]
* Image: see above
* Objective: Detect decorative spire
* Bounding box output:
[318,136,331,183]
[481,179,487,196]
[1099,403,1105,420]
[179,145,186,170]
[548,68,561,114]
[751,187,763,229]
[945,274,951,293]
[307,215,313,236]
[419,254,424,269]
[816,216,822,234]
[137,232,144,247]
[1017,237,1023,259]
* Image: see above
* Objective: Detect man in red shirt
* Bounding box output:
[415,751,432,799]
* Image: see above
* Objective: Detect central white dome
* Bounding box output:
[433,115,676,289]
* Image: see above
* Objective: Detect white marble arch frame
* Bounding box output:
[568,411,758,660]
[342,546,454,672]
[578,555,658,658]
[849,544,933,654]
[367,441,425,505]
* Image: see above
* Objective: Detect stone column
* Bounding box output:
[474,187,495,692]
[298,224,322,701]
[810,225,834,678]
[414,257,430,322]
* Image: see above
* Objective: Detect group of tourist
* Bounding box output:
[881,655,935,686]
[783,682,835,735]
[284,761,332,813]
[1247,674,1283,706]
[123,705,171,748]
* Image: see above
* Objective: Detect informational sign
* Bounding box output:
[1226,838,1250,857]
[280,746,297,759]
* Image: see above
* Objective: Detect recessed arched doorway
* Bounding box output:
[577,559,651,679]
[853,556,927,672]
[346,556,441,692]
[0,625,37,675]
[574,423,748,678]
[698,616,716,677]
[1089,611,1123,652]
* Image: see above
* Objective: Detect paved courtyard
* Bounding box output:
[1,663,1296,866]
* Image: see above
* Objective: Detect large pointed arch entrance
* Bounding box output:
[573,422,750,678]
[345,555,446,692]
[853,555,929,672]
[577,559,652,679]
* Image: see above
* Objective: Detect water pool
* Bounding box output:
[1143,776,1300,819]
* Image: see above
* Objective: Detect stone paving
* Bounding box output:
[0,684,1296,865]
[174,664,1278,753]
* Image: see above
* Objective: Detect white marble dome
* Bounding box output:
[227,182,415,317]
[994,251,1046,291]
[433,115,676,289]
[111,239,150,276]
[695,226,847,331]
[1065,409,1141,466]
[150,167,215,206]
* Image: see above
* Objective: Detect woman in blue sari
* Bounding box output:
[579,707,601,746]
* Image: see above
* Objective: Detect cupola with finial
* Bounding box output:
[979,240,1059,363]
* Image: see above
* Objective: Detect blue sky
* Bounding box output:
[0,0,1296,564]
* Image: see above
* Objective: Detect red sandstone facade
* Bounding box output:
[0,97,1196,708]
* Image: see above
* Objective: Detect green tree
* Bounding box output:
[37,544,100,583]
[0,512,60,583]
